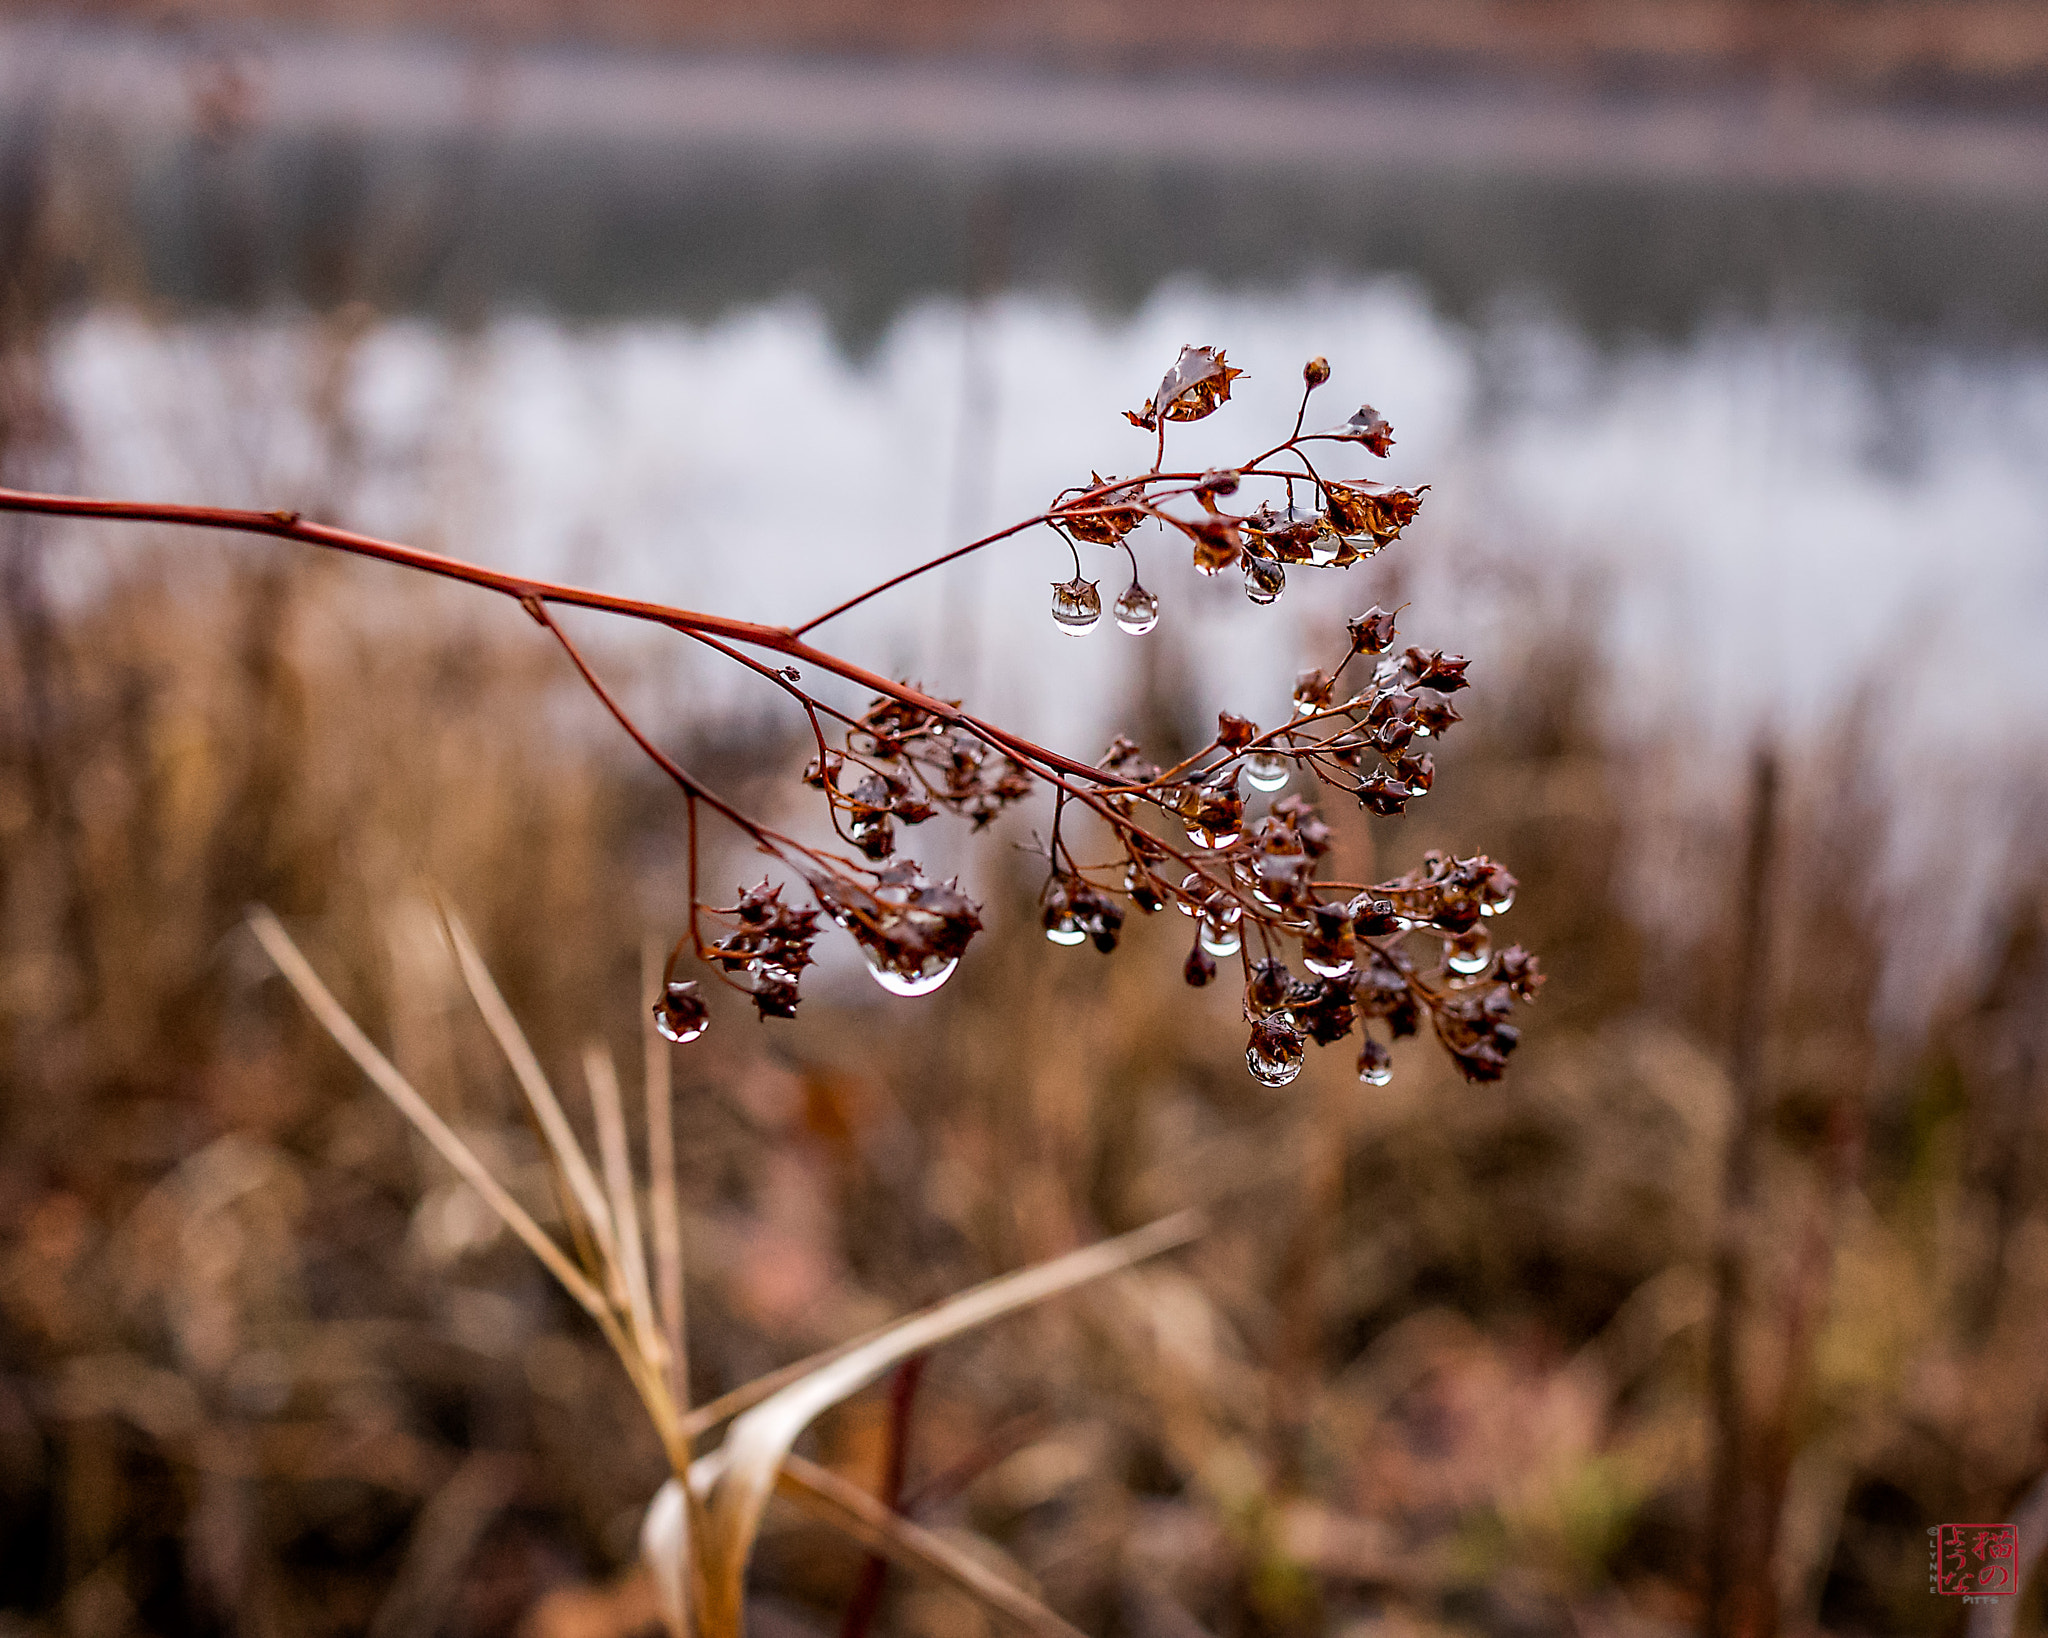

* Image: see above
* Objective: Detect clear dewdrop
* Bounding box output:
[1242,555,1284,605]
[1245,753,1289,792]
[1446,930,1492,975]
[1044,913,1088,946]
[652,981,710,1044]
[1114,583,1160,634]
[1050,576,1102,635]
[1198,915,1242,959]
[1247,1020,1306,1086]
[859,945,961,997]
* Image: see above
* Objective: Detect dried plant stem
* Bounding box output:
[644,935,689,1413]
[585,1041,666,1379]
[1704,745,1780,1638]
[839,1355,926,1638]
[0,483,1114,787]
[248,909,608,1323]
[255,908,689,1469]
[779,1456,1087,1638]
[442,908,626,1295]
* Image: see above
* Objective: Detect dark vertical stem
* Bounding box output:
[1704,745,1780,1638]
[839,1355,926,1638]
[1761,1083,1866,1625]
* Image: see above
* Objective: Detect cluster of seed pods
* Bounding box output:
[654,347,1540,1087]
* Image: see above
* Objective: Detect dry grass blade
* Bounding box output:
[640,1476,694,1638]
[585,1040,665,1374]
[776,1455,1090,1638]
[644,935,688,1410]
[441,907,624,1287]
[246,908,609,1322]
[693,1209,1204,1636]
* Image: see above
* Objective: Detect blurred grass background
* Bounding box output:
[5,6,2048,1636]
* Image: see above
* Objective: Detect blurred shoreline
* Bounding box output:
[8,0,2048,103]
[5,17,2047,198]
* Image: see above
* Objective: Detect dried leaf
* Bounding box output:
[1060,475,1146,544]
[1311,404,1395,456]
[1323,480,1426,546]
[1125,346,1242,430]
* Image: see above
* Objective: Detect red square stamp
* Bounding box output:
[1931,1524,2020,1598]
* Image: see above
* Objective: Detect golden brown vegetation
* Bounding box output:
[3,507,2047,1634]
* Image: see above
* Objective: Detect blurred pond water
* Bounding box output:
[9,26,2048,915]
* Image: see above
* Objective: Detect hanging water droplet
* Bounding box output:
[1356,1037,1393,1086]
[1479,889,1515,917]
[1245,753,1289,792]
[1242,555,1285,605]
[858,943,961,997]
[1246,1019,1306,1086]
[1114,583,1160,635]
[1199,915,1242,959]
[1124,862,1166,913]
[1303,951,1354,979]
[1308,532,1341,568]
[1185,822,1242,849]
[1050,576,1102,635]
[1044,914,1088,946]
[652,981,709,1045]
[1446,930,1492,975]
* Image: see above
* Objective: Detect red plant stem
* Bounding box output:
[838,1355,927,1638]
[792,514,1048,636]
[528,601,789,854]
[0,483,1116,788]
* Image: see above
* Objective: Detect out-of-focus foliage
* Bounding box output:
[3,529,2046,1635]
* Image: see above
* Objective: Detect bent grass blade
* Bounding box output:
[691,1209,1204,1636]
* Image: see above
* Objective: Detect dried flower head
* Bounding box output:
[2,341,1540,1089]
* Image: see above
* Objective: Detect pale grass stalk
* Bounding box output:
[441,907,625,1292]
[644,935,688,1410]
[256,902,1202,1638]
[584,1040,666,1375]
[692,1208,1205,1637]
[248,909,607,1323]
[776,1456,1089,1638]
[253,908,684,1464]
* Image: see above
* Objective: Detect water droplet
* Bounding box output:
[1199,916,1242,959]
[1304,952,1355,979]
[1044,917,1088,946]
[858,943,961,997]
[1308,533,1342,568]
[1124,863,1166,913]
[1479,889,1515,917]
[1242,556,1285,605]
[1412,723,1432,739]
[1114,583,1160,635]
[1356,1038,1393,1086]
[1247,1020,1306,1086]
[652,982,709,1044]
[1185,823,1242,849]
[1245,753,1289,792]
[1446,931,1492,975]
[1050,577,1102,635]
